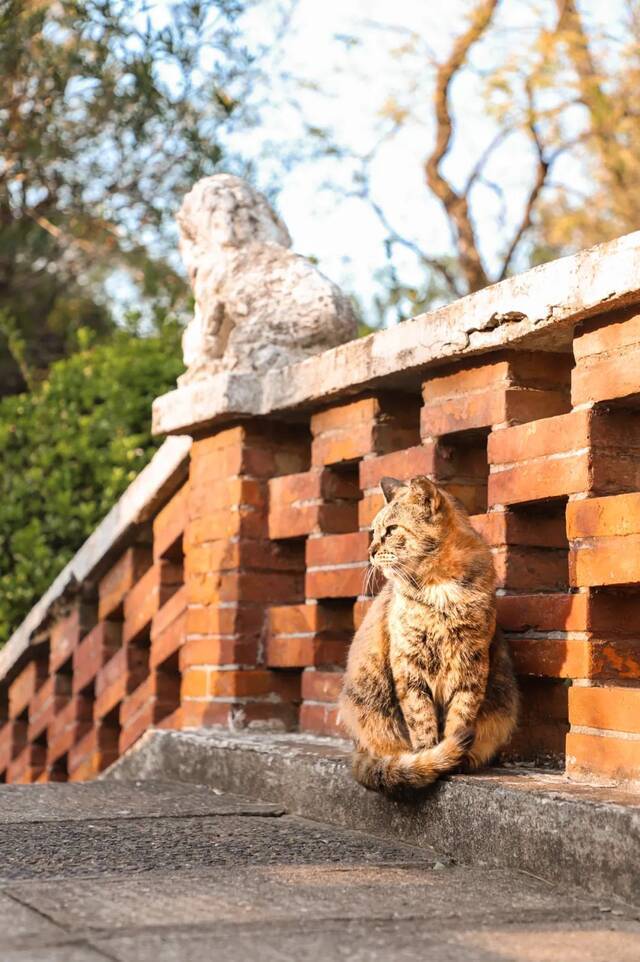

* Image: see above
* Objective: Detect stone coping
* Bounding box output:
[108,728,640,905]
[153,230,640,436]
[0,436,191,685]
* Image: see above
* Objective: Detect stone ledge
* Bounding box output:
[152,230,640,436]
[106,728,640,905]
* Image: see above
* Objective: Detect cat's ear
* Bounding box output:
[380,477,406,503]
[410,475,442,512]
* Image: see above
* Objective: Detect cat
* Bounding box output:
[339,474,519,795]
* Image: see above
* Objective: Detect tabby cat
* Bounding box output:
[339,475,518,795]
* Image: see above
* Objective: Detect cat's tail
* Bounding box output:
[352,729,474,794]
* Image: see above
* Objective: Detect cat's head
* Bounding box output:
[368,475,462,586]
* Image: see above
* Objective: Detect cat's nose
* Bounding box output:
[369,543,379,558]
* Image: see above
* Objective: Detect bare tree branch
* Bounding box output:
[555,0,626,187]
[498,82,549,280]
[366,195,463,298]
[424,0,500,293]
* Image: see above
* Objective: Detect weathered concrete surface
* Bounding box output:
[1,779,639,962]
[0,436,191,686]
[153,230,640,435]
[108,728,640,905]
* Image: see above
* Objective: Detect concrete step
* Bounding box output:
[107,728,640,906]
[2,777,639,960]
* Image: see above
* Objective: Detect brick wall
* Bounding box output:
[2,303,640,786]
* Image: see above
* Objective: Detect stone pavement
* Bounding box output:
[1,780,639,962]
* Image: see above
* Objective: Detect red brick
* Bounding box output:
[0,719,28,772]
[569,535,640,588]
[188,476,264,516]
[185,506,267,545]
[151,584,188,639]
[180,700,297,730]
[29,674,71,723]
[358,493,384,528]
[472,510,567,548]
[68,724,119,781]
[569,686,640,734]
[48,720,92,765]
[94,647,148,719]
[421,353,571,437]
[28,675,72,742]
[305,533,369,599]
[306,532,370,567]
[150,612,186,670]
[181,668,300,700]
[493,546,568,592]
[185,539,303,575]
[519,677,570,722]
[312,397,390,433]
[7,744,46,784]
[573,309,640,361]
[269,502,358,539]
[421,387,567,438]
[567,493,640,539]
[186,604,263,637]
[72,621,122,694]
[186,570,304,606]
[179,636,258,670]
[9,659,48,720]
[50,604,97,673]
[301,670,344,702]
[269,469,359,507]
[153,484,188,561]
[48,695,93,744]
[98,546,152,620]
[572,310,640,406]
[573,346,640,408]
[359,444,438,489]
[506,720,568,765]
[268,603,352,636]
[265,637,348,669]
[122,561,183,645]
[498,593,577,633]
[156,707,182,731]
[566,731,640,782]
[118,707,154,754]
[299,702,341,737]
[489,409,640,506]
[509,635,640,681]
[306,567,366,600]
[311,395,419,467]
[498,590,640,635]
[190,426,307,481]
[120,671,180,728]
[422,353,572,400]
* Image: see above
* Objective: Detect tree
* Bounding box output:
[0,327,184,641]
[0,0,288,393]
[313,1,640,324]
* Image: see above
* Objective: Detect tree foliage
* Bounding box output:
[0,328,184,642]
[0,0,279,392]
[317,0,640,324]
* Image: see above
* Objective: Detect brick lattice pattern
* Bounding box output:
[2,311,640,784]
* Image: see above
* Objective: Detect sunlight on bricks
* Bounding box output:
[3,304,640,786]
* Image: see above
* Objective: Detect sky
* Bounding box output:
[127,0,628,328]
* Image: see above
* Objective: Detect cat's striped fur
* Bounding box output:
[339,475,518,795]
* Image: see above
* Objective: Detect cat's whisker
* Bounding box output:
[363,564,375,598]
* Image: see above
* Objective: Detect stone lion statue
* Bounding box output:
[177,174,358,383]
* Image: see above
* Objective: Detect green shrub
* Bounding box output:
[0,328,184,643]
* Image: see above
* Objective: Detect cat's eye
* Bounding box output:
[385,524,399,535]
